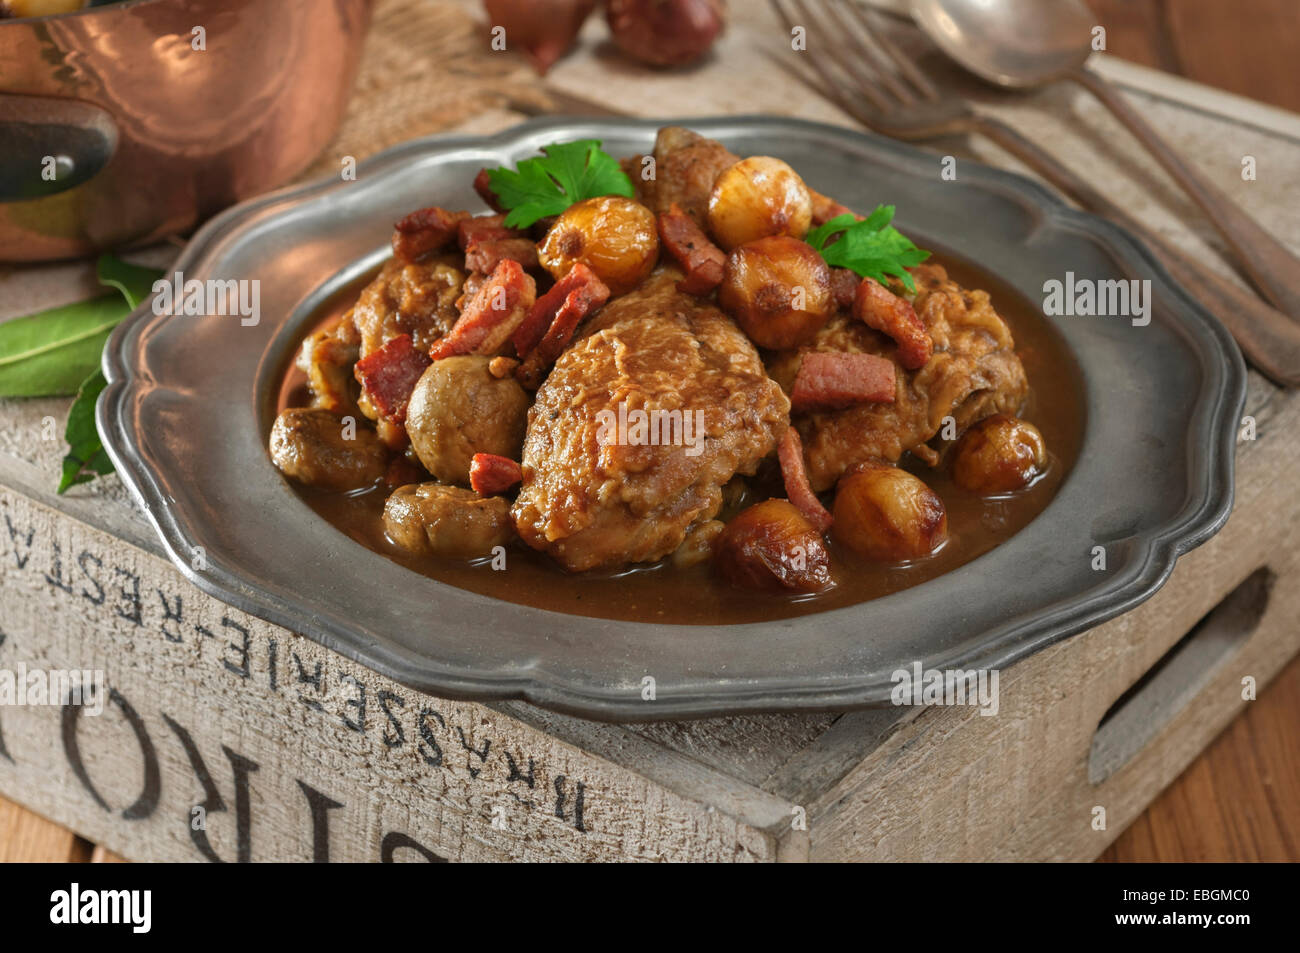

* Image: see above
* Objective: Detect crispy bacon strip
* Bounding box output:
[791,351,897,412]
[778,428,833,533]
[458,214,522,251]
[512,262,609,359]
[514,264,611,389]
[853,277,933,370]
[465,237,539,274]
[391,207,468,263]
[809,188,862,227]
[354,334,431,423]
[470,453,523,495]
[429,259,536,361]
[473,168,507,214]
[657,203,726,295]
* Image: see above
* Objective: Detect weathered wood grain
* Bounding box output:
[1086,0,1300,112]
[0,484,806,862]
[801,386,1300,861]
[1100,652,1300,862]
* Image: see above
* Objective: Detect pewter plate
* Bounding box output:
[99,116,1245,721]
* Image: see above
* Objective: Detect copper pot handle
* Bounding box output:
[0,93,118,202]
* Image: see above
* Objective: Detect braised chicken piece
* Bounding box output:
[296,325,360,418]
[637,126,740,223]
[269,407,388,491]
[384,483,514,558]
[512,270,790,571]
[768,263,1028,491]
[302,254,465,446]
[348,254,464,360]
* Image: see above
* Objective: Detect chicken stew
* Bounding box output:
[270,127,1084,624]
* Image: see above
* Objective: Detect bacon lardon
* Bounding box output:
[392,207,469,263]
[853,277,933,370]
[428,259,537,361]
[791,351,896,412]
[470,453,524,495]
[354,334,431,424]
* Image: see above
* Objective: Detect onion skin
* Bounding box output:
[832,465,948,562]
[606,0,726,68]
[538,196,660,296]
[719,236,832,349]
[708,156,813,251]
[950,414,1047,495]
[483,0,597,75]
[714,500,834,593]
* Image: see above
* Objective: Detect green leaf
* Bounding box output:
[0,295,125,397]
[96,253,163,310]
[485,139,635,229]
[58,368,114,494]
[0,254,162,397]
[806,204,930,293]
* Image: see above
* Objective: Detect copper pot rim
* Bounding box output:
[0,0,174,27]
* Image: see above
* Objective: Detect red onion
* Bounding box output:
[606,0,726,68]
[483,0,598,75]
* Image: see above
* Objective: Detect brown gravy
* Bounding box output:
[274,253,1084,625]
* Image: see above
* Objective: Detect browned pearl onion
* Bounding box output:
[832,464,948,562]
[707,156,813,251]
[718,236,832,350]
[538,195,659,296]
[714,499,834,593]
[950,414,1048,495]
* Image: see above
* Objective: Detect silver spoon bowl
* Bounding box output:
[911,0,1092,88]
[911,0,1300,324]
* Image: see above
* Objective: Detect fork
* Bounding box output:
[768,0,1300,386]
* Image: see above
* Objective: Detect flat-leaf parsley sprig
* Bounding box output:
[805,205,930,293]
[485,139,635,229]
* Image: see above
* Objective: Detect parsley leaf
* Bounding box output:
[485,139,635,228]
[58,368,114,494]
[806,206,930,293]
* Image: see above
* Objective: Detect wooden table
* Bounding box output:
[1086,0,1300,862]
[1,0,1297,863]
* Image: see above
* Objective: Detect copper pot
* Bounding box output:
[0,0,374,261]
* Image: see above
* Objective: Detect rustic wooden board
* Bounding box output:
[1,0,1298,862]
[1086,0,1300,113]
[0,797,88,863]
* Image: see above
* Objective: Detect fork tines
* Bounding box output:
[767,0,940,120]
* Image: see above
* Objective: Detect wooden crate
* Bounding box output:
[2,0,1298,862]
[0,369,1295,862]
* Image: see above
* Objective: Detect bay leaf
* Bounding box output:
[58,368,114,494]
[0,254,163,398]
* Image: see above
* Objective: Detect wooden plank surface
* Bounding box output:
[0,798,89,863]
[1086,0,1300,113]
[1083,0,1300,862]
[1100,653,1300,862]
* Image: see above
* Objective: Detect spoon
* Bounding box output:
[910,0,1300,321]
